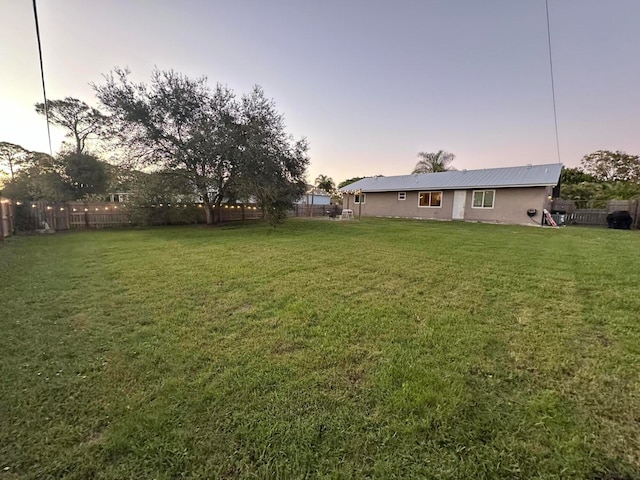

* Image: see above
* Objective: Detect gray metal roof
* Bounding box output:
[339,163,563,192]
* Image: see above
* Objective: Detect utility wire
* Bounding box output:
[32,0,53,156]
[545,0,561,164]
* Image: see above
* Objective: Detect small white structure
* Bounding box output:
[341,209,354,220]
[297,185,331,205]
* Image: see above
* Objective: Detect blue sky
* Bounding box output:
[1,0,639,184]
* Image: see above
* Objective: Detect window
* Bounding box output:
[418,191,442,208]
[398,192,406,201]
[354,193,366,204]
[472,190,495,208]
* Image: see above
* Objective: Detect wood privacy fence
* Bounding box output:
[11,201,293,231]
[567,209,609,226]
[13,201,129,230]
[291,204,339,217]
[566,199,639,227]
[0,197,15,239]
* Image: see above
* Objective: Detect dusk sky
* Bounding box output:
[2,0,639,184]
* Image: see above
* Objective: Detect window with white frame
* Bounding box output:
[398,192,406,201]
[418,191,442,208]
[354,193,366,204]
[472,190,495,208]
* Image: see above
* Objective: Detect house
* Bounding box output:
[297,185,332,205]
[339,163,563,225]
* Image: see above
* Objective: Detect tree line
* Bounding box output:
[0,68,310,225]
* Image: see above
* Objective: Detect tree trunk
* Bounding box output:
[204,202,215,225]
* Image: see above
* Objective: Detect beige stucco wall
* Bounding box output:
[343,187,551,225]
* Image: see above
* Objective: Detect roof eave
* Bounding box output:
[342,183,558,193]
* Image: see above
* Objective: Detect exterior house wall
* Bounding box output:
[344,191,454,220]
[299,193,331,205]
[343,186,549,225]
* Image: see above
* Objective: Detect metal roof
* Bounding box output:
[339,163,563,193]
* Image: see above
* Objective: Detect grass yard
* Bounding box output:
[1,218,639,479]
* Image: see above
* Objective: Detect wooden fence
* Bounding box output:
[292,204,340,217]
[0,197,14,239]
[565,199,639,227]
[567,209,608,226]
[10,201,275,231]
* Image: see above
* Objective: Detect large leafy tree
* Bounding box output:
[560,167,596,185]
[2,151,71,202]
[337,177,364,189]
[412,150,456,174]
[61,152,109,199]
[94,68,240,224]
[235,86,309,225]
[95,69,308,225]
[35,97,109,155]
[0,142,29,180]
[580,150,640,183]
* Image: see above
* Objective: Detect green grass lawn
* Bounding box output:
[1,219,639,479]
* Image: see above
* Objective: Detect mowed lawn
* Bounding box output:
[1,219,639,479]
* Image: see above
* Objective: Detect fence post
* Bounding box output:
[0,202,5,239]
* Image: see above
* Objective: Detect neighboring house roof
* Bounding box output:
[340,163,563,193]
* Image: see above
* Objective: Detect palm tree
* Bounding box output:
[315,174,335,192]
[412,150,456,174]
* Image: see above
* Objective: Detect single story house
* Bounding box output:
[340,163,563,225]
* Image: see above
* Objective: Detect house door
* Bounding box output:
[452,190,466,220]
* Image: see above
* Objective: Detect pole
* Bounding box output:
[358,190,362,220]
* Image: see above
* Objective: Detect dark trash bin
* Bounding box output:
[550,210,566,226]
[606,211,633,229]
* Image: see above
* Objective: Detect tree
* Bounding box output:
[412,150,456,174]
[94,68,240,224]
[35,97,110,155]
[60,152,109,199]
[560,167,596,185]
[0,142,29,180]
[126,170,199,226]
[580,150,640,183]
[338,177,364,189]
[2,151,71,202]
[235,86,309,225]
[315,174,334,192]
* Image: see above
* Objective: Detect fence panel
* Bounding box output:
[0,198,14,238]
[568,209,607,226]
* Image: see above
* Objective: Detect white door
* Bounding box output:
[452,190,466,220]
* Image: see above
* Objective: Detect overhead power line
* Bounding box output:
[545,0,561,164]
[32,0,53,156]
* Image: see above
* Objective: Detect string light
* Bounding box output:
[73,208,77,212]
[84,208,88,212]
[60,207,64,211]
[32,204,36,208]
